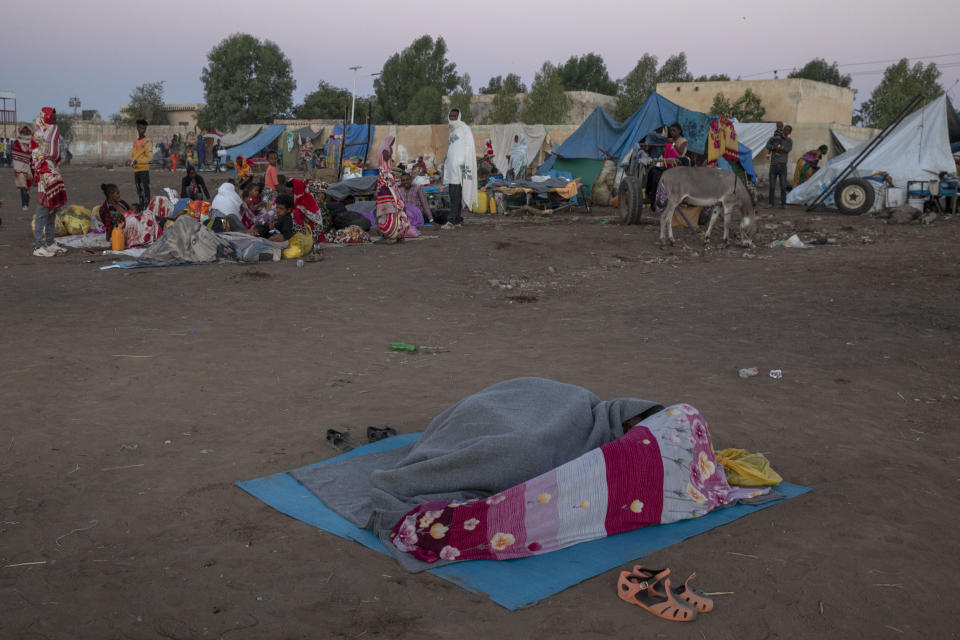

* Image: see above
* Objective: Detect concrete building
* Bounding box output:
[656,78,856,125]
[118,103,205,129]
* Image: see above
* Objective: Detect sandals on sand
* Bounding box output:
[325,429,354,452]
[630,565,714,613]
[617,571,696,622]
[366,426,397,442]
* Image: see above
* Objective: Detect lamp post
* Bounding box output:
[68,97,81,116]
[349,66,362,125]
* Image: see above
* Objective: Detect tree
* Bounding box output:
[295,81,353,120]
[615,52,696,120]
[480,73,526,95]
[856,59,943,128]
[403,87,444,125]
[615,54,658,120]
[56,113,78,142]
[197,33,295,130]
[446,73,475,124]
[558,53,617,94]
[522,62,571,124]
[788,58,851,88]
[693,74,731,82]
[117,81,166,126]
[485,77,523,124]
[709,89,766,122]
[374,35,460,124]
[657,53,694,84]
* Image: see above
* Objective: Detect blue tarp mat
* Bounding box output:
[325,123,374,160]
[223,124,285,161]
[237,433,810,610]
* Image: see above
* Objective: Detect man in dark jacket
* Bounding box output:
[766,125,793,208]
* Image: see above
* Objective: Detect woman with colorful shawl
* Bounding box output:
[289,178,327,243]
[234,156,253,190]
[12,125,33,210]
[375,136,416,242]
[30,108,68,257]
[793,145,828,186]
[298,136,314,173]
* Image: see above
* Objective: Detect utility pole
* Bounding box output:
[349,66,362,124]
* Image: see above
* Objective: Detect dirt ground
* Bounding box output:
[1,166,959,639]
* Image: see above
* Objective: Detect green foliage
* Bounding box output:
[403,87,444,125]
[788,58,852,88]
[615,54,658,120]
[197,33,296,130]
[295,81,353,120]
[709,89,766,122]
[485,89,521,124]
[446,74,475,124]
[615,52,695,120]
[522,62,571,124]
[117,81,166,126]
[480,73,526,94]
[558,53,617,94]
[373,35,460,124]
[693,74,731,82]
[656,53,694,83]
[56,113,78,142]
[856,59,943,128]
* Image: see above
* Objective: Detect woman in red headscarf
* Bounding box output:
[375,136,416,242]
[287,178,327,243]
[30,108,68,257]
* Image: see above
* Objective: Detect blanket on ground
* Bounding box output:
[136,216,282,265]
[389,404,766,566]
[291,377,661,572]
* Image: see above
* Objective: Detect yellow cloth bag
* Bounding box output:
[715,448,783,487]
[281,232,313,259]
[59,205,91,235]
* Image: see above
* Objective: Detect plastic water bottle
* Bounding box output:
[738,367,759,378]
[390,342,418,352]
[296,259,304,268]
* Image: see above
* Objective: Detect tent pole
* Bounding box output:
[337,105,348,182]
[362,101,372,169]
[805,94,923,211]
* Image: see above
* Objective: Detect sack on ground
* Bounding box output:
[282,232,313,259]
[60,205,92,235]
[715,448,783,486]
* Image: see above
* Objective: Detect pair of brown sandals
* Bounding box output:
[617,565,713,622]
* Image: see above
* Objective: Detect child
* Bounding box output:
[269,193,295,242]
[264,151,279,191]
[129,119,152,209]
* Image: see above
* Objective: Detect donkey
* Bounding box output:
[656,167,757,248]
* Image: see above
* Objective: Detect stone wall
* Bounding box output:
[656,78,856,125]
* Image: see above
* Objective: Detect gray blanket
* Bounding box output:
[136,217,283,266]
[323,175,378,200]
[487,177,571,194]
[292,377,661,571]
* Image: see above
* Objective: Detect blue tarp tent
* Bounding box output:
[325,124,373,161]
[223,124,286,161]
[538,94,756,182]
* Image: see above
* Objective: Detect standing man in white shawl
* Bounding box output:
[442,108,477,227]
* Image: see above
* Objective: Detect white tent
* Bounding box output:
[733,122,777,158]
[788,95,960,206]
[830,129,872,153]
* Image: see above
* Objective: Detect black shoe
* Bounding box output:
[325,429,354,452]
[367,426,398,442]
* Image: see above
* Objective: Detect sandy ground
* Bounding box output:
[1,166,959,639]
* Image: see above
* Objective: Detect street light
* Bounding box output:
[349,66,362,124]
[68,97,81,116]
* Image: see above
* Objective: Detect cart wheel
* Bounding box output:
[835,178,876,215]
[619,176,643,224]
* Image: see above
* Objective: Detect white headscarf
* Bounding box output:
[443,110,478,209]
[211,182,242,218]
[508,133,528,176]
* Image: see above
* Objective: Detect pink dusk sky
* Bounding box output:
[3,0,958,123]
